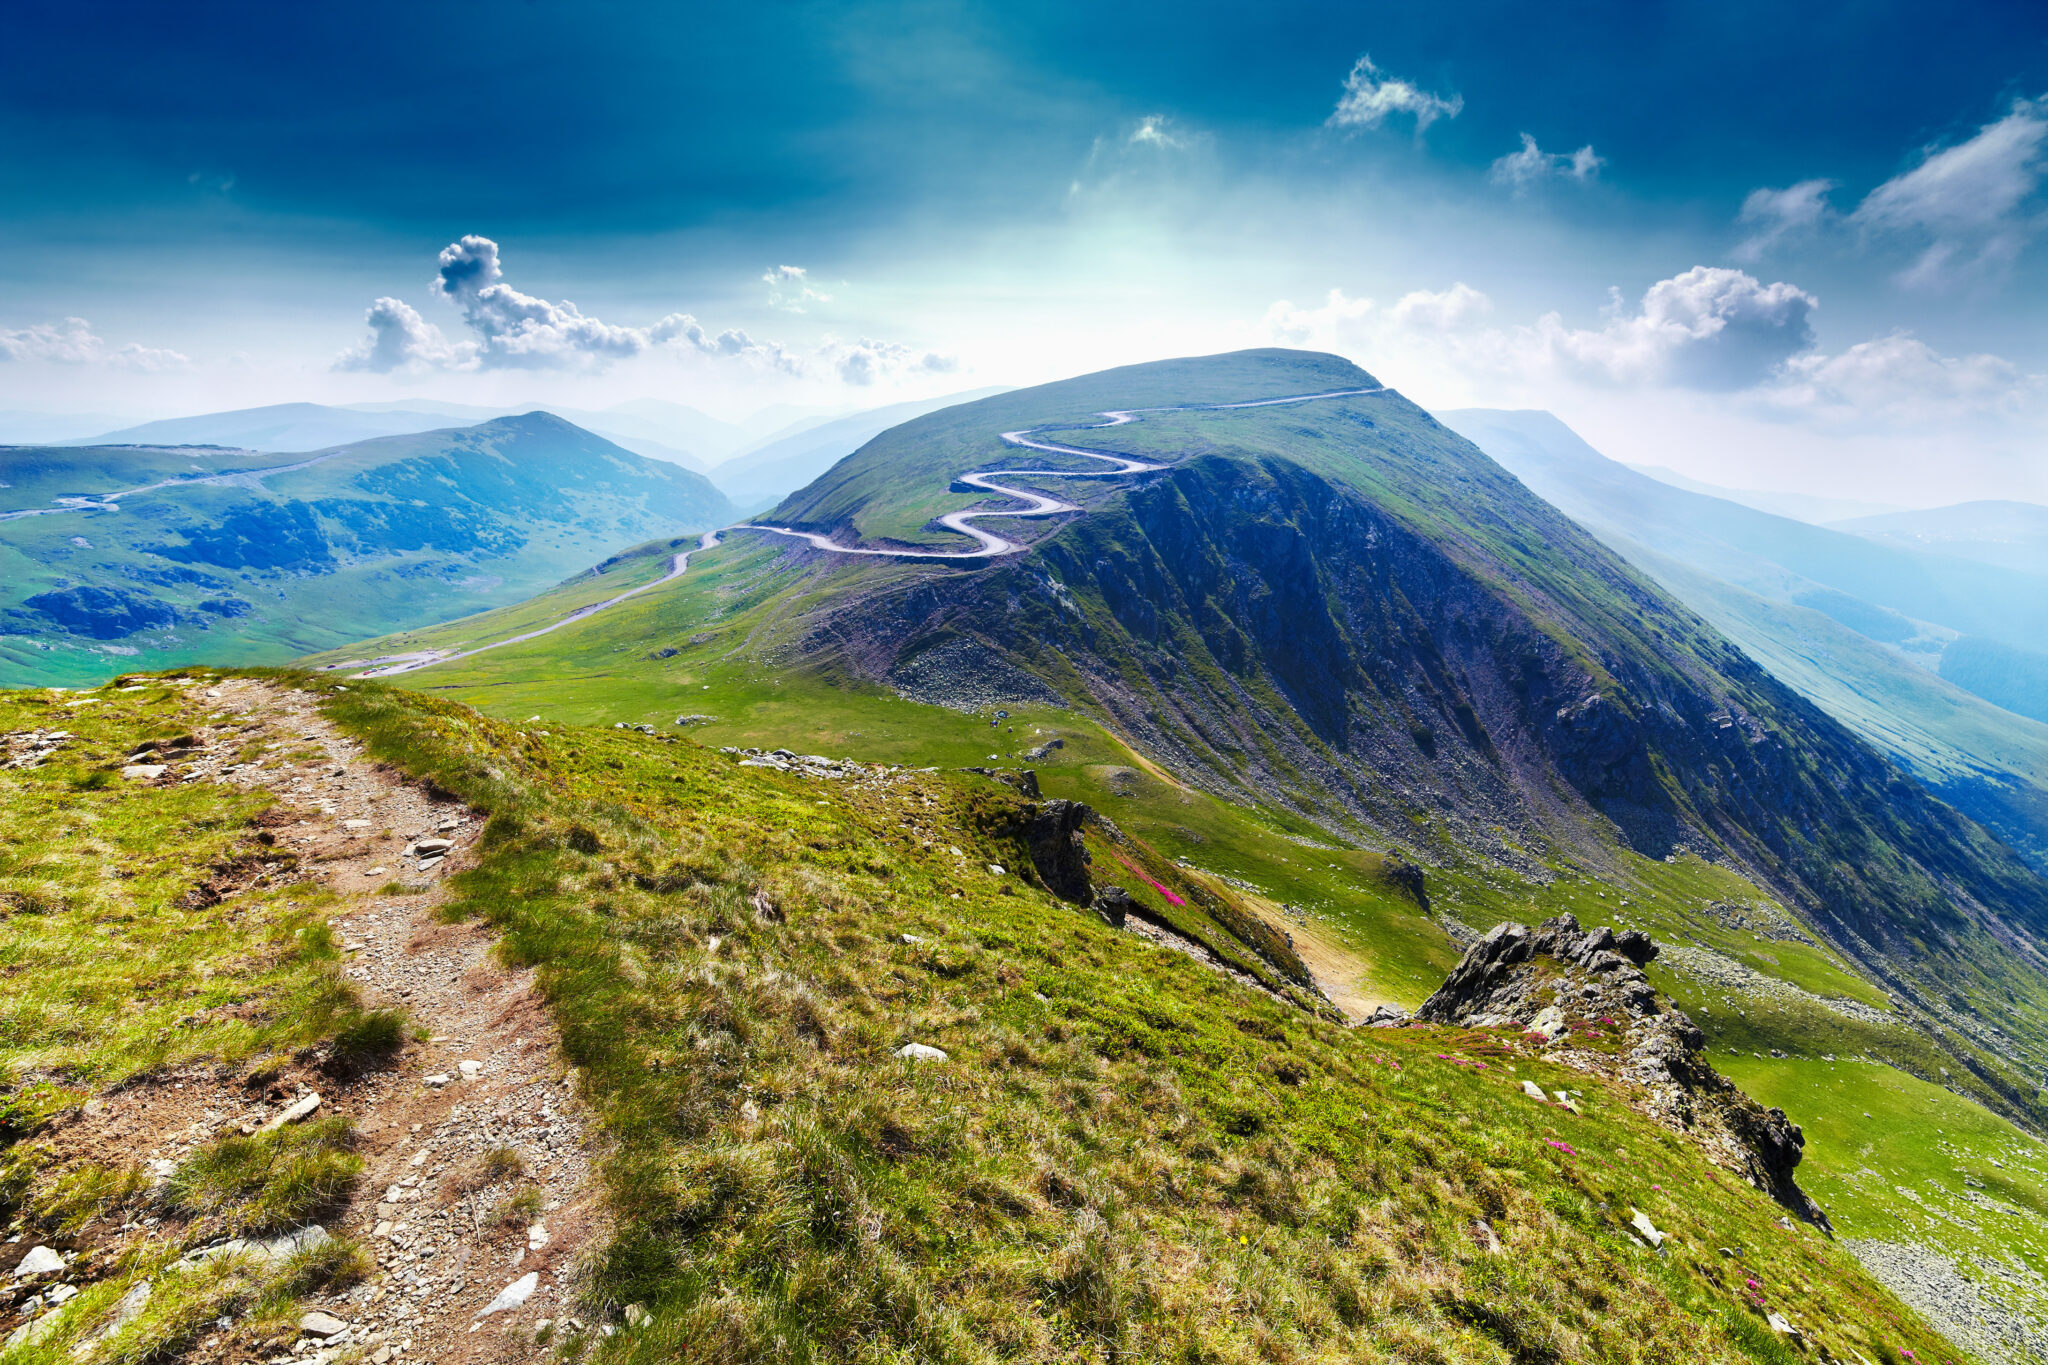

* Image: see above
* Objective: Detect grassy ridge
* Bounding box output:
[316,674,1957,1364]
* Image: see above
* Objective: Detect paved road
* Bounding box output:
[343,385,1385,677]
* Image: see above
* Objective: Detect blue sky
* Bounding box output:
[4,0,2047,501]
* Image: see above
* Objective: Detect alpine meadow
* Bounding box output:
[7,6,2048,1365]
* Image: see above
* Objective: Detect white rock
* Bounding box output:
[121,764,167,780]
[108,1279,151,1325]
[895,1043,948,1062]
[299,1311,349,1338]
[986,864,1005,876]
[14,1246,64,1278]
[477,1272,539,1317]
[5,1312,60,1350]
[415,838,453,853]
[624,1303,651,1328]
[342,820,372,830]
[424,1074,451,1088]
[1767,1312,1799,1337]
[1528,1005,1569,1041]
[261,1226,331,1260]
[46,1283,78,1305]
[458,1060,482,1078]
[262,1093,322,1131]
[1630,1209,1667,1249]
[526,1224,549,1251]
[1519,1079,1547,1101]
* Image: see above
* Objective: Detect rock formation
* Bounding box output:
[1417,914,1828,1227]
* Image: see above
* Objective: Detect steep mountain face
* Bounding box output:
[750,351,2048,1118]
[0,413,732,686]
[1439,408,2048,870]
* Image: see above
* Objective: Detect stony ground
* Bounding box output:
[7,678,608,1365]
[1846,1239,2048,1364]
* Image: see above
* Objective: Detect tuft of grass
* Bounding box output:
[492,1185,545,1229]
[166,1115,362,1234]
[324,1007,407,1075]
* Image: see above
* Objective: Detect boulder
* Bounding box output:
[299,1311,349,1339]
[13,1247,64,1279]
[1092,885,1134,929]
[895,1043,948,1062]
[993,798,1092,903]
[479,1272,539,1317]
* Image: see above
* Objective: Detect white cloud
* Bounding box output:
[1850,97,2048,287]
[1488,134,1603,190]
[1129,115,1187,149]
[762,264,831,312]
[1764,332,2038,424]
[1734,179,1836,260]
[334,297,471,374]
[1518,267,1818,390]
[1389,283,1493,332]
[825,337,960,386]
[428,235,653,370]
[1327,55,1462,133]
[0,317,188,371]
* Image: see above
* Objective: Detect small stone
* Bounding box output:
[364,868,388,877]
[47,1283,79,1304]
[478,1272,538,1317]
[1519,1079,1547,1101]
[623,1304,652,1329]
[986,864,1005,876]
[895,1043,948,1062]
[14,1246,64,1278]
[1630,1209,1666,1249]
[1766,1312,1799,1337]
[424,1074,451,1088]
[526,1224,549,1251]
[343,820,372,830]
[372,1349,392,1364]
[901,934,925,945]
[262,1092,322,1131]
[415,838,453,853]
[373,1221,393,1238]
[121,764,167,780]
[299,1311,349,1338]
[457,1060,482,1078]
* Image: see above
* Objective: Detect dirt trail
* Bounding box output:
[16,679,607,1365]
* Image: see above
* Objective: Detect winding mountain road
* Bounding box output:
[341,385,1384,677]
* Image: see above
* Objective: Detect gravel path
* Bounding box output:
[16,679,609,1365]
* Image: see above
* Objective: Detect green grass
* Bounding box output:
[1723,1055,2048,1271]
[0,679,367,1124]
[0,672,391,1365]
[299,671,1961,1365]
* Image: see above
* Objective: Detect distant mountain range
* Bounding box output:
[0,412,731,686]
[42,389,1010,509]
[1439,408,2048,871]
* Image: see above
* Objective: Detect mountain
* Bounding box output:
[0,412,732,687]
[1439,407,2048,866]
[320,351,2048,1131]
[1628,463,1906,524]
[1,673,1975,1365]
[709,387,1011,510]
[64,402,481,454]
[1834,498,2048,577]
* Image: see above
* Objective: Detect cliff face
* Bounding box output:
[1415,916,1826,1225]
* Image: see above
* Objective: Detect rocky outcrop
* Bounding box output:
[1418,914,1828,1227]
[993,797,1093,904]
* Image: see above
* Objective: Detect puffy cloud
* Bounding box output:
[1764,332,2038,424]
[1389,283,1493,332]
[1734,179,1836,260]
[826,337,960,386]
[334,297,471,374]
[1850,97,2048,286]
[1523,267,1817,390]
[1327,55,1462,133]
[0,317,188,371]
[762,263,831,312]
[337,235,953,385]
[428,235,650,369]
[1488,134,1603,191]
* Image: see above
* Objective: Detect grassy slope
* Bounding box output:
[309,673,1957,1365]
[0,677,387,1362]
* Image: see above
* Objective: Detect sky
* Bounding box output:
[3,0,2046,503]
